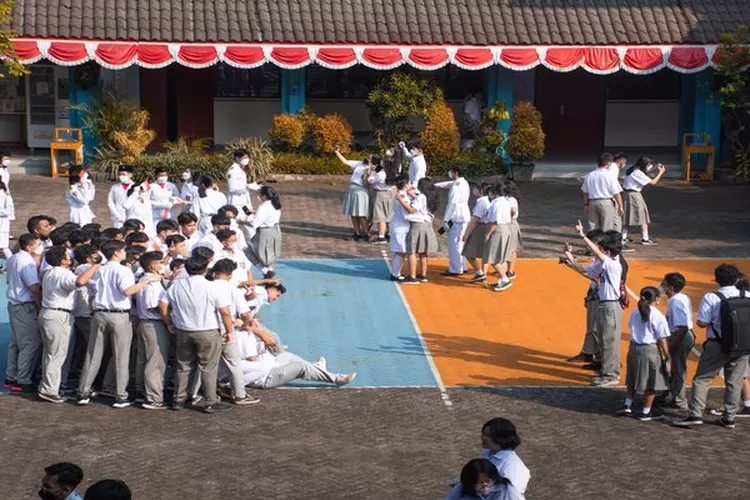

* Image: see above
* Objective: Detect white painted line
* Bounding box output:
[275,385,440,390]
[380,249,453,408]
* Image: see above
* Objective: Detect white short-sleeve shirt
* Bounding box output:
[91,262,136,310]
[480,448,530,495]
[582,168,623,199]
[6,250,40,305]
[628,307,671,344]
[622,169,652,192]
[347,161,368,186]
[697,286,743,340]
[584,257,623,302]
[161,275,231,331]
[248,286,269,316]
[666,292,694,333]
[41,266,78,310]
[472,196,491,223]
[72,264,95,318]
[487,196,512,224]
[136,274,165,320]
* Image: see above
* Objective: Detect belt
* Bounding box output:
[93,308,131,314]
[9,301,35,306]
[599,299,620,303]
[43,307,72,313]
[623,189,638,193]
[589,198,610,201]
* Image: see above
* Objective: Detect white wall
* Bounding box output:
[604,100,680,147]
[213,99,281,144]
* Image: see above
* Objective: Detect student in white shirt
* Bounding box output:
[27,215,56,249]
[191,175,228,235]
[399,140,427,187]
[245,186,282,280]
[177,211,200,252]
[568,222,625,386]
[76,240,160,408]
[479,418,530,498]
[159,255,236,413]
[149,168,182,232]
[504,180,523,281]
[214,229,253,286]
[674,264,750,428]
[0,150,10,190]
[366,160,394,244]
[37,246,100,404]
[618,286,671,420]
[149,219,179,254]
[123,181,156,238]
[65,166,96,226]
[108,165,136,228]
[335,148,374,241]
[0,179,15,265]
[165,234,189,265]
[218,204,249,251]
[397,178,439,285]
[226,149,262,212]
[4,234,43,392]
[657,272,695,410]
[482,184,516,292]
[434,165,471,276]
[70,244,100,381]
[388,178,412,282]
[179,169,200,212]
[445,458,522,500]
[581,153,623,232]
[194,214,231,259]
[621,156,666,246]
[608,153,628,233]
[462,183,491,283]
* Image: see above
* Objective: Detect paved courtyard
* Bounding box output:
[2,174,750,499]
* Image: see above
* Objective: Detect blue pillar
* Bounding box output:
[68,67,100,164]
[678,70,721,167]
[281,69,306,114]
[484,66,514,163]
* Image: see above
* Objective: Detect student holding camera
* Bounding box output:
[621,156,666,246]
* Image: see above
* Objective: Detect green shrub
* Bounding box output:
[272,152,351,175]
[506,102,545,165]
[420,103,460,171]
[269,114,305,150]
[453,151,508,180]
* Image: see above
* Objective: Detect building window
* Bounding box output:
[214,64,281,98]
[425,67,485,100]
[605,71,680,100]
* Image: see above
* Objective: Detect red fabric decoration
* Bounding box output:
[95,44,137,67]
[408,48,449,69]
[315,47,357,68]
[545,48,584,69]
[499,48,539,68]
[622,48,664,72]
[137,45,172,66]
[270,47,311,67]
[224,46,265,67]
[361,48,403,68]
[177,45,218,67]
[583,47,620,72]
[668,47,709,70]
[9,40,41,61]
[454,48,494,68]
[48,42,88,63]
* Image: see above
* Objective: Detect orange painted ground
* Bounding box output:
[403,259,750,386]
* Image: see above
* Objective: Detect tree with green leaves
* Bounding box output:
[0,0,27,78]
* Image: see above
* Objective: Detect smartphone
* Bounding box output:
[242,206,253,216]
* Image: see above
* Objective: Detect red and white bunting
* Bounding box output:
[5,40,732,74]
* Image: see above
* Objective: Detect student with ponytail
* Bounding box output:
[245,186,282,280]
[619,286,671,420]
[191,175,228,236]
[621,156,666,246]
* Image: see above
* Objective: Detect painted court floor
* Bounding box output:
[1,258,746,391]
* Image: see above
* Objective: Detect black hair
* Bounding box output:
[585,228,605,242]
[177,211,198,225]
[139,251,164,272]
[409,140,424,152]
[215,228,236,243]
[68,173,80,186]
[68,230,92,248]
[125,232,150,246]
[82,223,102,233]
[459,458,506,497]
[60,222,81,231]
[123,219,144,232]
[156,219,179,234]
[737,274,748,293]
[166,234,186,247]
[417,178,439,214]
[0,179,7,193]
[265,282,287,294]
[118,164,134,175]
[637,286,661,322]
[613,152,628,163]
[212,258,238,278]
[503,179,520,199]
[100,239,126,260]
[169,258,186,272]
[394,176,409,190]
[482,417,521,451]
[73,243,99,264]
[715,263,741,287]
[45,246,70,267]
[599,230,622,258]
[260,185,282,210]
[233,148,249,159]
[185,256,209,276]
[189,168,202,184]
[210,214,231,227]
[627,155,654,176]
[663,272,686,293]
[44,462,84,490]
[449,164,463,177]
[84,479,131,500]
[27,215,51,234]
[49,227,75,246]
[101,227,123,240]
[154,166,169,176]
[198,175,215,198]
[18,233,39,251]
[191,246,214,262]
[125,245,146,264]
[486,183,501,199]
[219,205,238,217]
[598,152,614,167]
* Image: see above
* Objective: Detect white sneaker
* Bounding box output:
[314,357,328,371]
[334,373,357,387]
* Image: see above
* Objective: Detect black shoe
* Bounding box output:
[390,274,405,282]
[20,383,37,394]
[76,396,91,406]
[735,406,750,418]
[263,270,276,280]
[470,273,487,283]
[112,399,132,409]
[506,271,517,281]
[440,271,462,277]
[582,361,602,371]
[615,406,633,417]
[718,417,736,429]
[171,402,184,411]
[636,408,664,421]
[673,416,704,427]
[400,277,420,285]
[370,237,387,245]
[567,353,594,363]
[203,401,234,414]
[416,274,428,283]
[38,393,65,404]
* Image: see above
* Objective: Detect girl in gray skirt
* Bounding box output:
[482,184,517,292]
[621,157,666,246]
[462,183,491,283]
[395,178,439,285]
[366,160,393,244]
[619,286,671,421]
[335,147,375,241]
[246,186,282,280]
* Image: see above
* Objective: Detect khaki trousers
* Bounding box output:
[173,329,222,406]
[38,309,74,396]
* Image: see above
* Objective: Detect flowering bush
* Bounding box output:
[269,114,305,149]
[506,102,545,165]
[312,113,353,155]
[420,103,460,170]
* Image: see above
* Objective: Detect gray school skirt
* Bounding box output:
[623,190,650,227]
[511,219,523,251]
[462,223,487,259]
[482,223,514,265]
[246,225,282,267]
[407,222,439,255]
[626,342,669,393]
[370,189,394,223]
[342,183,370,217]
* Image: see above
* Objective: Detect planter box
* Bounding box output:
[510,163,535,183]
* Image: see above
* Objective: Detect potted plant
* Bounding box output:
[506,102,545,183]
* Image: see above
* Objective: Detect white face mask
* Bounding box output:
[240,158,250,167]
[182,172,191,181]
[157,176,168,184]
[119,175,131,184]
[33,245,44,256]
[1,159,9,167]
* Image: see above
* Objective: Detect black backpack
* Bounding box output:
[711,291,750,356]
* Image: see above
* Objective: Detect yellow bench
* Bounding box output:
[682,133,715,181]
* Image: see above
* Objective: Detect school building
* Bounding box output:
[1,1,748,161]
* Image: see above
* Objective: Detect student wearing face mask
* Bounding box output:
[218,204,249,251]
[191,175,228,235]
[227,149,262,212]
[65,165,96,226]
[0,151,10,191]
[215,229,253,286]
[434,165,471,276]
[37,246,100,404]
[399,140,427,187]
[245,186,282,280]
[335,147,373,241]
[38,462,84,500]
[108,165,135,228]
[123,180,156,238]
[180,168,200,212]
[445,458,521,500]
[149,168,182,232]
[0,179,15,271]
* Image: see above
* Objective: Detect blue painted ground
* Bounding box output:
[0,259,438,390]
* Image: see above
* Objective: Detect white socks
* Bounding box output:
[744,400,750,408]
[391,255,404,277]
[624,398,632,408]
[642,230,650,241]
[621,229,628,241]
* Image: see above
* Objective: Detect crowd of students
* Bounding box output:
[2,152,356,413]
